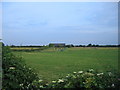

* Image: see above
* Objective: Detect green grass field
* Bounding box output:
[13,47,118,82]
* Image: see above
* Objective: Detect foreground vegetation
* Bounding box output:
[2,46,120,89]
[33,69,120,89]
[2,46,39,89]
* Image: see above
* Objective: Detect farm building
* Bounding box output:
[49,43,65,47]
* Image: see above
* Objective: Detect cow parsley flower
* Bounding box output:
[52,81,56,83]
[112,84,115,87]
[29,68,31,70]
[89,69,94,72]
[9,67,15,70]
[40,85,43,88]
[73,72,77,74]
[78,71,83,74]
[38,80,43,82]
[108,72,112,76]
[97,73,104,76]
[58,79,64,83]
[19,83,23,86]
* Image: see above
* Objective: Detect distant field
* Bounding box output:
[13,47,118,82]
[10,47,40,50]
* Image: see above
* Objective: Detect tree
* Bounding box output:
[87,44,92,47]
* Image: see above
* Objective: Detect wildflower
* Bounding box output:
[73,72,77,74]
[40,85,43,88]
[28,84,30,87]
[97,73,104,76]
[108,72,112,76]
[38,80,43,82]
[84,72,94,76]
[66,76,69,78]
[29,68,31,70]
[112,84,115,87]
[19,83,23,86]
[52,81,56,83]
[78,71,83,74]
[46,83,49,86]
[58,79,64,83]
[89,69,94,72]
[9,67,15,70]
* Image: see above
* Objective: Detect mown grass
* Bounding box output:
[13,47,118,82]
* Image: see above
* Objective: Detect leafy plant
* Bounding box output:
[2,46,39,89]
[45,69,120,89]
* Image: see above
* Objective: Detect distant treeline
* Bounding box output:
[1,42,120,48]
[9,44,120,48]
[73,44,120,47]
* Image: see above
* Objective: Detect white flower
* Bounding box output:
[52,81,56,83]
[73,72,77,74]
[108,72,112,76]
[28,84,30,87]
[29,68,31,70]
[89,69,94,72]
[40,85,43,88]
[58,79,64,83]
[78,71,83,74]
[46,83,49,86]
[97,73,104,76]
[38,80,43,82]
[19,84,23,86]
[112,84,115,87]
[9,67,15,70]
[66,76,69,78]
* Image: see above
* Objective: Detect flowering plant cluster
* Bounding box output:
[40,69,120,89]
[27,69,120,89]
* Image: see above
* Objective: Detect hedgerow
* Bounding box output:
[2,46,39,89]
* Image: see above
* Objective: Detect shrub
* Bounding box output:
[2,46,39,89]
[45,69,120,89]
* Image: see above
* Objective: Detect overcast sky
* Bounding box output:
[2,2,118,45]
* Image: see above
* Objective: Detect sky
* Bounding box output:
[2,2,118,45]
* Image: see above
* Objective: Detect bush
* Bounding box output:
[2,46,39,89]
[25,69,120,89]
[44,69,120,89]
